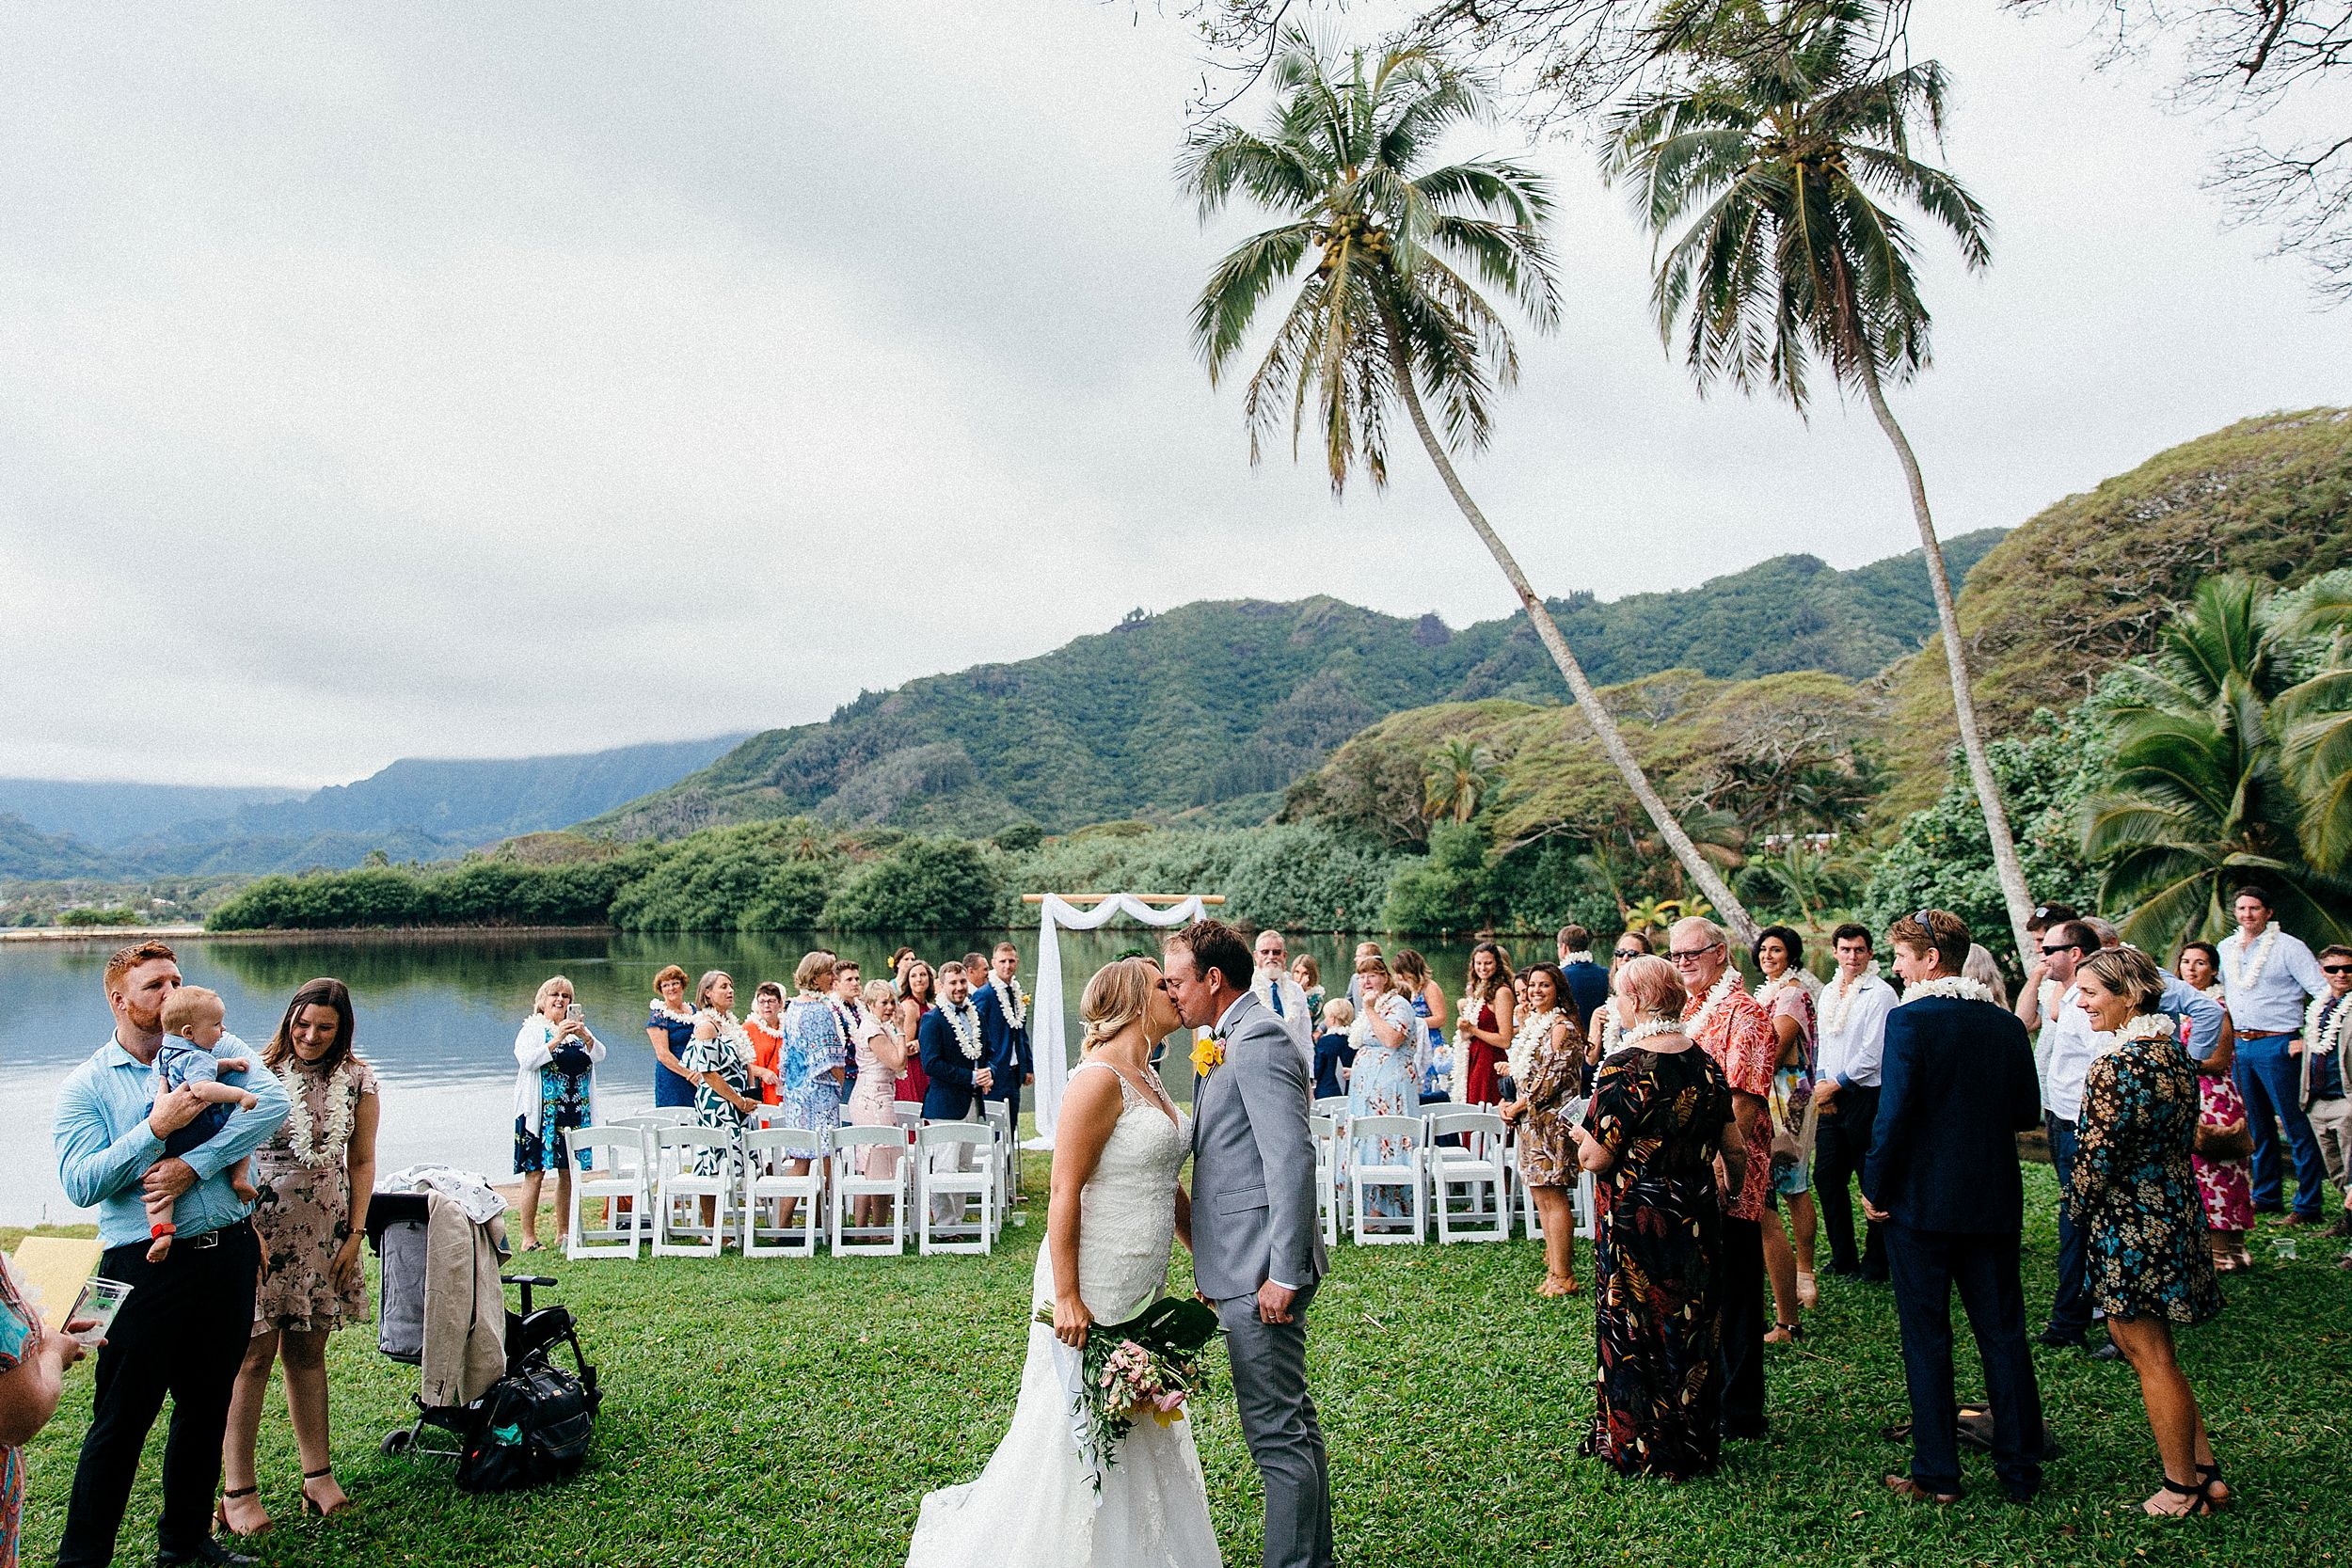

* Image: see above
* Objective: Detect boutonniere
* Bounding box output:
[1190,1034,1225,1079]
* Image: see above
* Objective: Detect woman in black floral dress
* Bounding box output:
[1569,957,1743,1481]
[2071,946,2227,1517]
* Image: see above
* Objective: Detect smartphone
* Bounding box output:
[565,1003,583,1023]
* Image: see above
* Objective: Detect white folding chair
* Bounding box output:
[1312,1095,1351,1124]
[1309,1112,1344,1249]
[1426,1108,1511,1243]
[832,1126,911,1256]
[1348,1115,1426,1244]
[742,1126,829,1258]
[565,1125,650,1259]
[607,1115,677,1233]
[982,1101,1017,1234]
[652,1125,739,1257]
[917,1122,996,1255]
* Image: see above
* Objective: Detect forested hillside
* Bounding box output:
[589,532,2002,841]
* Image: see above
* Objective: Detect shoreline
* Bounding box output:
[0,923,621,945]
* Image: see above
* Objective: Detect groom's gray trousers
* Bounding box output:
[1214,1281,1334,1568]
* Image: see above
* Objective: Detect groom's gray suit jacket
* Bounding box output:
[1190,990,1328,1303]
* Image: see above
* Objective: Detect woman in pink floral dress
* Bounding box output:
[2177,942,2252,1272]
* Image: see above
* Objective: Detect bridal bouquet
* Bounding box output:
[1034,1295,1222,1481]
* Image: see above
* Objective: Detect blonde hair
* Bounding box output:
[160,985,223,1037]
[860,979,896,1017]
[1079,958,1157,1053]
[1613,956,1686,1024]
[2079,944,2166,1013]
[1321,997,1356,1029]
[532,974,574,1010]
[792,951,835,992]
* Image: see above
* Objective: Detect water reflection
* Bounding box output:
[2,928,1505,1227]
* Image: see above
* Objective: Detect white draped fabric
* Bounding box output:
[1029,894,1209,1147]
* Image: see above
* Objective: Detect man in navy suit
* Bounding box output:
[1555,924,1613,1036]
[972,942,1034,1120]
[918,959,993,1122]
[1864,909,2045,1505]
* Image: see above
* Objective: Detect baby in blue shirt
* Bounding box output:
[149,985,261,1260]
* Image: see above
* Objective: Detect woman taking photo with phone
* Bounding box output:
[513,974,603,1253]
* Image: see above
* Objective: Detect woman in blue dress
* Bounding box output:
[1347,956,1423,1219]
[1393,948,1450,1105]
[645,963,700,1109]
[777,950,850,1228]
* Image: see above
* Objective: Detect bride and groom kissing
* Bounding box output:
[907,920,1334,1568]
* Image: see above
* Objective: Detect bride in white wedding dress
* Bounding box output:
[907,956,1220,1568]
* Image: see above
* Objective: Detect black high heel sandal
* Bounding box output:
[2147,1476,2217,1517]
[215,1484,267,1536]
[299,1466,349,1519]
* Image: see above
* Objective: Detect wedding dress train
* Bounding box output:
[906,1061,1219,1568]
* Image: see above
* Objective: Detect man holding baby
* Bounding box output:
[52,940,289,1568]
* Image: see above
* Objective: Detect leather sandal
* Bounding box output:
[299,1466,350,1518]
[2198,1460,2230,1509]
[1765,1320,1804,1343]
[215,1485,269,1537]
[2144,1476,2217,1517]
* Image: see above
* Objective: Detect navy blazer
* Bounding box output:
[919,1006,983,1121]
[972,981,1032,1100]
[1863,995,2042,1235]
[1562,960,1612,1035]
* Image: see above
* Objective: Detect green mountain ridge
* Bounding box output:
[586,531,2006,842]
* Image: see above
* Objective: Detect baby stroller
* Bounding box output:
[366,1189,601,1490]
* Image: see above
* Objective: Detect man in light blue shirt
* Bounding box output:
[52,940,288,1568]
[2217,885,2331,1221]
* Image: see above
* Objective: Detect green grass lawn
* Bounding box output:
[12,1164,2348,1567]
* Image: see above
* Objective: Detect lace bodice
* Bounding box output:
[1034,1060,1192,1323]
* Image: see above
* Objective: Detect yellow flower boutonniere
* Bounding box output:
[1190,1035,1225,1079]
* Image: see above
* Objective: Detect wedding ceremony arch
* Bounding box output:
[1022,891,1224,1147]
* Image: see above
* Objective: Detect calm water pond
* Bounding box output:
[1,927,1517,1227]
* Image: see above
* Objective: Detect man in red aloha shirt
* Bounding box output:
[1673,915,1776,1443]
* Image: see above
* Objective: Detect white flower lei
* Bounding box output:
[937,996,983,1062]
[278,1060,358,1171]
[2096,1012,2182,1057]
[1559,951,1594,968]
[650,996,695,1023]
[2306,990,2351,1058]
[705,1008,754,1066]
[1617,1018,1680,1050]
[993,975,1027,1031]
[1754,972,1804,1009]
[1507,1006,1563,1085]
[1594,1006,1622,1055]
[1820,963,1883,1037]
[2223,925,2280,995]
[1899,975,1998,1006]
[1681,970,1745,1041]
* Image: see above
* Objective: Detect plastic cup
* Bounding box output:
[2273,1236,2298,1262]
[70,1277,133,1345]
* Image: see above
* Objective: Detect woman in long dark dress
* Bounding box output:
[1570,955,1743,1481]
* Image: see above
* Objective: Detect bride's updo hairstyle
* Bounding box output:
[1080,958,1158,1053]
[1613,955,1686,1024]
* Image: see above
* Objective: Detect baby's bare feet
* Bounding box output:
[147,1233,174,1262]
[230,1177,261,1204]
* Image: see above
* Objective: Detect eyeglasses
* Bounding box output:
[2039,943,2079,956]
[2326,964,2352,975]
[1613,947,1644,959]
[1667,945,1719,963]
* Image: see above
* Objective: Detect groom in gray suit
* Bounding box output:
[1164,919,1333,1568]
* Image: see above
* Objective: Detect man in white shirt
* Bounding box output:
[2217,885,2331,1222]
[1809,924,1897,1281]
[1251,927,1315,1069]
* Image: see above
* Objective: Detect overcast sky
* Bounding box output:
[3,2,2346,789]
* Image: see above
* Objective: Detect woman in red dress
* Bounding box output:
[1457,941,1517,1109]
[894,958,935,1104]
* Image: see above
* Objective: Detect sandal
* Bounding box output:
[215,1485,270,1537]
[1765,1321,1804,1343]
[2198,1460,2230,1509]
[1537,1274,1581,1297]
[1884,1475,1960,1504]
[300,1465,351,1518]
[2143,1476,2217,1517]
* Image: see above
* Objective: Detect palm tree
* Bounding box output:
[1182,28,1760,941]
[1423,736,1503,823]
[2083,575,2352,953]
[1604,0,2032,965]
[2277,575,2352,872]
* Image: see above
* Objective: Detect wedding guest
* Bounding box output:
[511,975,603,1253]
[645,964,699,1110]
[888,947,918,996]
[1810,925,1897,1282]
[2175,942,2253,1270]
[961,952,990,992]
[831,957,866,1104]
[1587,931,1654,1069]
[1312,1000,1356,1101]
[1455,942,1516,1110]
[1750,927,1820,1338]
[776,953,850,1227]
[1862,910,2044,1506]
[1345,941,1382,1007]
[1290,953,1326,1022]
[848,979,911,1224]
[2300,943,2352,1231]
[1961,945,2011,1010]
[1668,916,1774,1442]
[2,1244,96,1568]
[1497,962,1581,1296]
[54,941,289,1568]
[1250,928,1315,1062]
[2069,945,2227,1516]
[1571,956,1739,1480]
[683,971,759,1188]
[2217,885,2329,1222]
[220,979,378,1532]
[745,982,787,1107]
[1346,957,1421,1218]
[1556,925,1613,1036]
[1392,949,1448,1103]
[973,942,1035,1127]
[896,959,936,1106]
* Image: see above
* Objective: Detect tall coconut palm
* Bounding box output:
[1604,0,2031,964]
[1424,736,1503,823]
[1182,28,1760,941]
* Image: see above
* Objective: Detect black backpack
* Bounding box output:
[455,1364,598,1492]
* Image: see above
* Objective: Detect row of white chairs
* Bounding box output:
[1311,1099,1597,1248]
[563,1104,1025,1260]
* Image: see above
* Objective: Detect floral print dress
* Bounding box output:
[2072,1035,2222,1324]
[255,1058,379,1334]
[1346,991,1422,1217]
[1580,1047,1733,1481]
[2186,1003,2255,1235]
[778,996,848,1162]
[1511,1011,1588,1188]
[683,1011,756,1176]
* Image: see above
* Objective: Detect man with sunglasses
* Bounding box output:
[2302,944,2352,1240]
